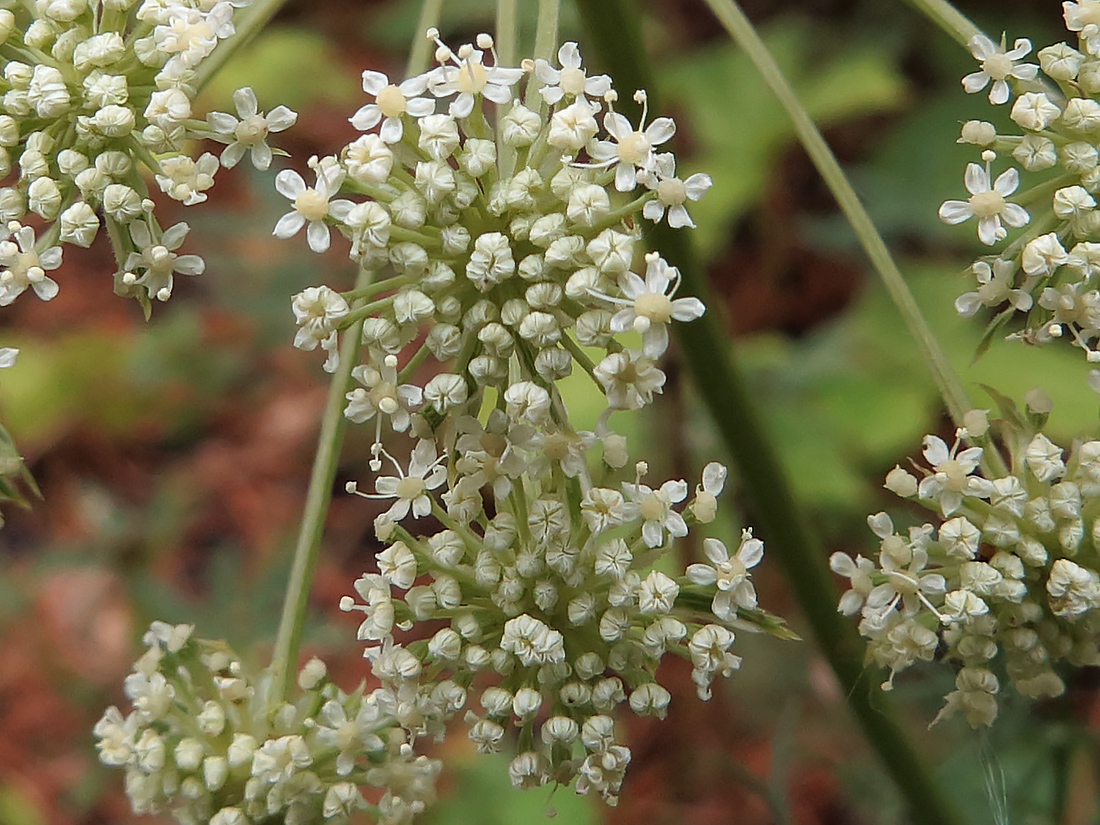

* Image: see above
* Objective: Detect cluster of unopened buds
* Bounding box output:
[279,31,790,806]
[94,622,441,825]
[832,400,1100,727]
[0,0,296,310]
[938,3,1100,378]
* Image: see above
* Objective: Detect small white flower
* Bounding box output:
[350,70,435,143]
[586,90,675,192]
[917,434,986,516]
[829,552,876,616]
[534,42,611,104]
[1010,92,1062,131]
[155,152,219,205]
[121,221,204,301]
[690,462,726,524]
[954,258,1032,317]
[597,252,705,358]
[0,222,62,305]
[273,163,354,253]
[641,153,712,229]
[938,153,1029,245]
[348,440,446,522]
[622,476,688,548]
[961,34,1037,104]
[428,46,524,119]
[687,531,763,619]
[207,87,297,170]
[594,349,665,410]
[345,353,422,433]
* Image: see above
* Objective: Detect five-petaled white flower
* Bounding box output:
[586,90,675,192]
[273,163,355,254]
[598,252,705,358]
[534,42,612,104]
[207,87,297,171]
[962,34,1037,105]
[348,439,447,523]
[0,222,61,306]
[938,152,1029,245]
[427,47,524,119]
[121,221,204,302]
[622,476,688,548]
[917,434,986,516]
[686,531,764,620]
[350,70,435,143]
[954,258,1033,317]
[640,153,712,229]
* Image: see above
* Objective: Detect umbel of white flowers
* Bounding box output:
[937,4,1100,384]
[94,622,442,825]
[832,402,1100,727]
[275,31,789,806]
[0,0,296,312]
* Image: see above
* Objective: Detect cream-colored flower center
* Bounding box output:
[376,84,408,118]
[981,53,1013,80]
[542,432,571,461]
[657,177,687,205]
[456,61,488,95]
[968,189,1005,218]
[634,291,672,324]
[640,492,667,521]
[938,458,969,491]
[559,67,586,95]
[396,476,427,500]
[235,114,268,145]
[294,189,329,222]
[617,131,650,165]
[370,382,398,414]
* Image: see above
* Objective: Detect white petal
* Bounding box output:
[644,117,676,145]
[361,70,389,95]
[174,254,205,276]
[233,86,258,118]
[266,106,298,132]
[349,104,382,131]
[670,296,705,321]
[273,210,304,239]
[938,200,973,224]
[275,169,306,200]
[1001,203,1029,228]
[306,220,331,253]
[963,162,989,195]
[379,116,404,144]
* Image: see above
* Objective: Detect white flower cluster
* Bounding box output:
[341,441,787,804]
[832,406,1100,727]
[937,6,1100,368]
[94,622,441,825]
[0,2,295,310]
[282,35,709,388]
[286,32,787,805]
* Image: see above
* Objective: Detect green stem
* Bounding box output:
[268,265,374,701]
[193,0,291,93]
[574,4,967,825]
[407,0,446,77]
[524,0,560,110]
[902,0,982,49]
[496,0,518,68]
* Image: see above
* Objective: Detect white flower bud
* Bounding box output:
[512,687,542,719]
[174,737,205,771]
[1010,92,1061,131]
[27,65,70,118]
[418,113,460,159]
[459,138,496,177]
[28,177,61,220]
[1039,42,1083,80]
[501,103,541,147]
[958,120,996,145]
[567,182,611,226]
[73,32,127,72]
[535,347,571,381]
[517,311,560,347]
[0,10,14,43]
[424,372,468,412]
[102,183,144,223]
[629,682,671,718]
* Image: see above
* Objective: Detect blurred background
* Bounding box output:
[2,1,1098,824]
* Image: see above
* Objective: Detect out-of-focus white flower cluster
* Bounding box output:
[936,5,1100,374]
[0,0,295,311]
[94,622,441,825]
[831,402,1100,728]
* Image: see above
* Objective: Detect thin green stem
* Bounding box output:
[407,0,446,77]
[525,0,560,110]
[574,4,967,825]
[702,0,1008,477]
[192,0,291,92]
[902,0,982,49]
[268,265,374,702]
[496,0,518,68]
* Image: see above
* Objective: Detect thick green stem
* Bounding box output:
[903,0,981,48]
[575,3,966,825]
[495,0,518,67]
[407,0,446,77]
[268,265,374,701]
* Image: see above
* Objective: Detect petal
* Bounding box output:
[703,537,729,566]
[1001,203,1030,227]
[162,222,190,249]
[379,116,404,144]
[989,80,1010,105]
[994,168,1019,196]
[306,220,331,253]
[977,216,1003,246]
[174,255,205,276]
[968,34,997,60]
[923,435,950,466]
[273,210,305,239]
[206,111,238,132]
[249,142,273,171]
[361,70,389,95]
[449,93,474,119]
[618,270,646,298]
[961,71,991,94]
[642,520,663,548]
[220,142,246,168]
[644,117,676,145]
[558,42,581,70]
[686,563,717,586]
[232,86,258,118]
[32,276,59,301]
[265,106,298,132]
[684,173,713,198]
[350,104,382,131]
[702,462,726,494]
[668,205,694,228]
[670,296,705,321]
[406,97,435,117]
[275,169,306,200]
[737,538,764,568]
[938,200,973,224]
[398,74,429,96]
[614,162,636,192]
[830,552,856,576]
[604,111,632,140]
[964,162,989,195]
